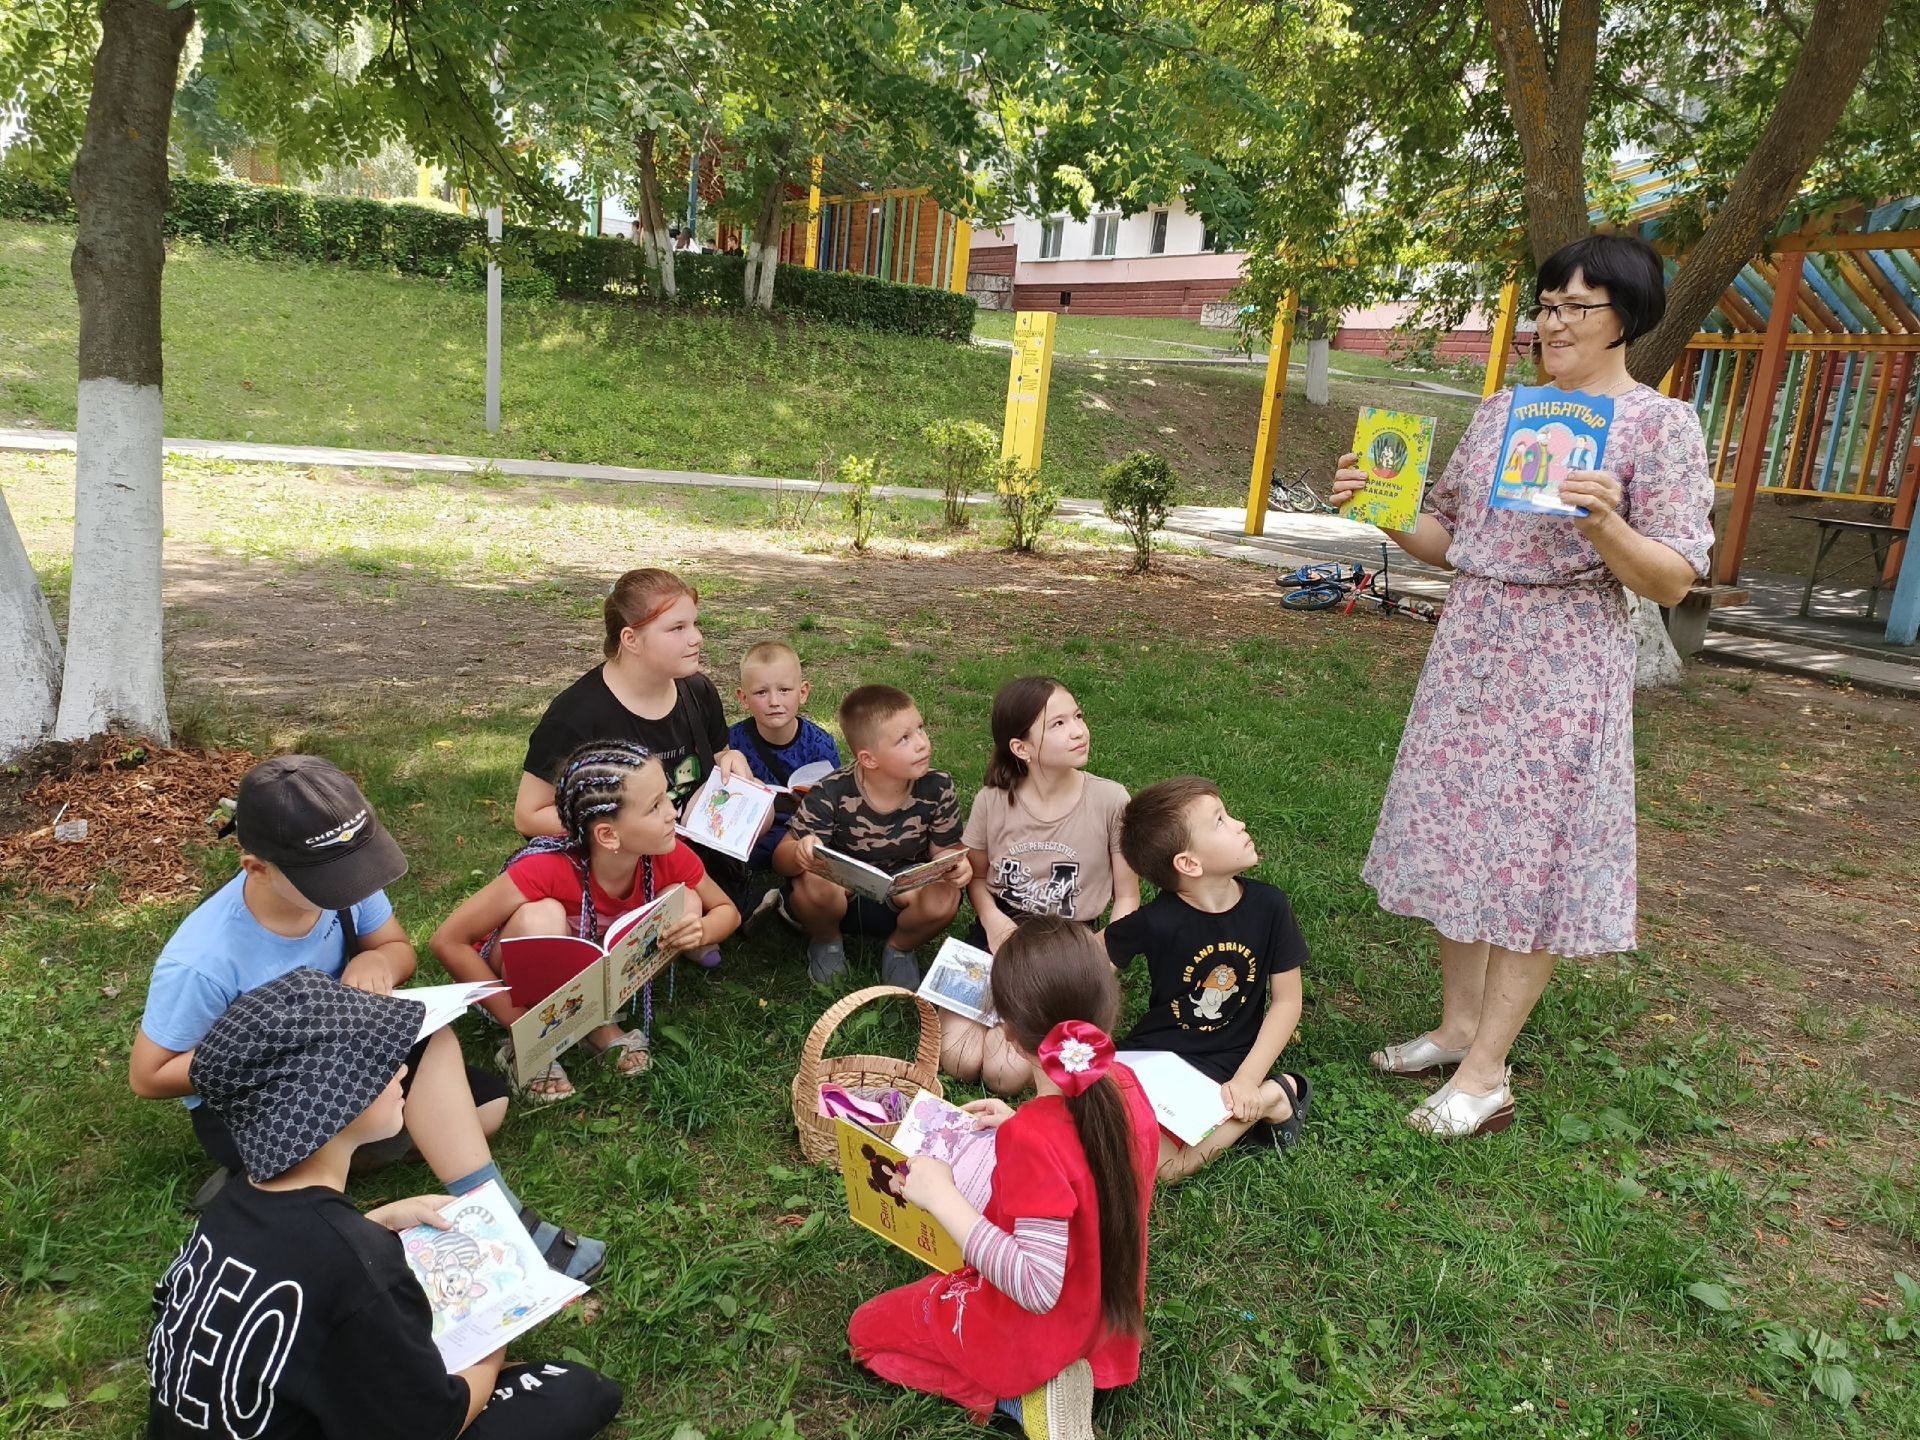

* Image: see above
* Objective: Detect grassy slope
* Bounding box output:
[2,452,1916,1439]
[0,219,1478,505]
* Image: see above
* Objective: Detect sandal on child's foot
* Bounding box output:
[1370,1033,1469,1078]
[493,1038,575,1103]
[520,1212,608,1283]
[1273,1072,1312,1148]
[1016,1358,1095,1440]
[585,1028,651,1076]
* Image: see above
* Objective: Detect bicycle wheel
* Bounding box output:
[1281,583,1344,611]
[1276,562,1350,588]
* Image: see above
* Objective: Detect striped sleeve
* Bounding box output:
[963,1215,1069,1315]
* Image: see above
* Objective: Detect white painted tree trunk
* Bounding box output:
[1306,336,1331,406]
[646,224,677,298]
[752,240,777,311]
[0,487,62,759]
[1628,591,1684,688]
[53,378,170,741]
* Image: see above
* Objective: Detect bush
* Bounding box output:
[840,454,881,552]
[0,166,972,340]
[1101,449,1180,572]
[921,418,997,528]
[991,457,1060,553]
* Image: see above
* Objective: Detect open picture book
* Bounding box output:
[1115,1049,1232,1146]
[835,1089,997,1273]
[494,884,687,1087]
[675,769,777,863]
[401,981,508,1042]
[815,846,961,905]
[398,1180,589,1372]
[916,936,997,1026]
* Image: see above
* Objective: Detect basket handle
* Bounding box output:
[798,984,943,1077]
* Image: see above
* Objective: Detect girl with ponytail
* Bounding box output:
[431,740,739,1101]
[848,918,1158,1438]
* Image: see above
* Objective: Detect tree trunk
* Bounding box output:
[1305,338,1331,405]
[633,129,676,299]
[744,168,786,312]
[55,0,193,744]
[1627,0,1895,383]
[1483,0,1603,265]
[0,489,62,760]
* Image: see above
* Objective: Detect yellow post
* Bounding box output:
[1482,279,1522,398]
[1660,362,1679,397]
[1243,293,1298,535]
[416,163,434,200]
[803,154,824,269]
[949,220,973,294]
[1001,311,1058,471]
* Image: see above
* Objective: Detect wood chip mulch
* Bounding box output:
[0,737,259,905]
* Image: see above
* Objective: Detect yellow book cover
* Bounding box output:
[1342,408,1438,534]
[834,1117,964,1273]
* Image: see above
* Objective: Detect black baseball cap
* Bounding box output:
[190,968,424,1181]
[233,756,407,910]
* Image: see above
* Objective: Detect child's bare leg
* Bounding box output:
[980,1023,1033,1096]
[496,899,581,1095]
[940,1013,986,1083]
[1157,1079,1294,1183]
[404,1027,497,1182]
[788,871,850,941]
[888,881,960,950]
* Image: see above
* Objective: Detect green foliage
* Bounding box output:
[0,172,972,338]
[839,454,880,551]
[990,457,1060,553]
[1100,449,1180,572]
[919,418,997,528]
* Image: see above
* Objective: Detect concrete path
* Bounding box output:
[4,425,1909,697]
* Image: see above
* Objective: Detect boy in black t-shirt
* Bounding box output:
[776,684,970,988]
[147,969,623,1440]
[1103,776,1311,1182]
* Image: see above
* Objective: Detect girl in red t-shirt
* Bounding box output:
[431,740,740,1101]
[848,918,1159,1437]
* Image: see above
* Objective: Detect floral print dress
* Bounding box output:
[1361,385,1716,957]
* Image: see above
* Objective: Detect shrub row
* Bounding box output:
[0,168,975,340]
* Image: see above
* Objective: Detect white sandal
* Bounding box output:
[493,1038,575,1104]
[1406,1074,1514,1139]
[1370,1033,1470,1078]
[584,1028,651,1076]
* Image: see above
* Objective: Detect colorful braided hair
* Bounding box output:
[506,739,660,942]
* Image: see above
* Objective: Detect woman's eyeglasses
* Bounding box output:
[1529,301,1614,326]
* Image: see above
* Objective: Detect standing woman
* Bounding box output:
[1331,233,1714,1138]
[516,568,756,963]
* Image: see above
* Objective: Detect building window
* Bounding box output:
[1060,291,1073,308]
[1092,212,1120,256]
[1149,210,1169,255]
[1039,217,1065,259]
[1202,225,1218,253]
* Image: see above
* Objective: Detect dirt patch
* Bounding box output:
[0,735,257,904]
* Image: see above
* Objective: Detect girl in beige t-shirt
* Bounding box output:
[948,677,1140,1092]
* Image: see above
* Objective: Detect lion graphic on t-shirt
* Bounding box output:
[1189,964,1241,1021]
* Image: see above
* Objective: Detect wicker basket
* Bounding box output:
[792,984,944,1164]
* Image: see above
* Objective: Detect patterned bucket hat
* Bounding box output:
[189,968,424,1181]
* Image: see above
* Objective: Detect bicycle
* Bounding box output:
[1267,469,1338,515]
[1275,543,1441,624]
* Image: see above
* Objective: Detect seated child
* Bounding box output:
[775,684,970,988]
[848,918,1159,1436]
[1102,776,1310,1183]
[431,740,739,1103]
[727,639,841,875]
[147,968,624,1440]
[950,675,1139,1094]
[131,755,606,1280]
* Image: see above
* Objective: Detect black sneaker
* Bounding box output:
[190,1167,233,1211]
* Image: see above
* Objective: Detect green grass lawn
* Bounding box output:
[2,453,1917,1439]
[0,218,1480,506]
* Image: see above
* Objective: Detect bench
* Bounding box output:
[1791,516,1909,620]
[1666,582,1751,658]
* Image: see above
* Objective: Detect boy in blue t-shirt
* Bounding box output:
[130,755,607,1281]
[728,640,841,870]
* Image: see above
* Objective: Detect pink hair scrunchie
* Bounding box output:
[1036,1020,1116,1097]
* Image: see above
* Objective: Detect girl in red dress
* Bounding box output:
[848,918,1159,1438]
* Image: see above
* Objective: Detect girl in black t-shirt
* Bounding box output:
[516,569,761,958]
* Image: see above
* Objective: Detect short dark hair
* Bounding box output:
[1535,233,1666,349]
[839,684,916,756]
[1119,775,1219,893]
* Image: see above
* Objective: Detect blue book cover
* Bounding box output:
[1489,386,1614,516]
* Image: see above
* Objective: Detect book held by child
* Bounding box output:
[495,885,687,1085]
[1114,1050,1232,1145]
[1342,408,1438,533]
[814,846,959,905]
[835,1116,966,1272]
[399,1180,590,1371]
[675,769,777,863]
[916,936,997,1025]
[1490,385,1614,516]
[402,980,509,1041]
